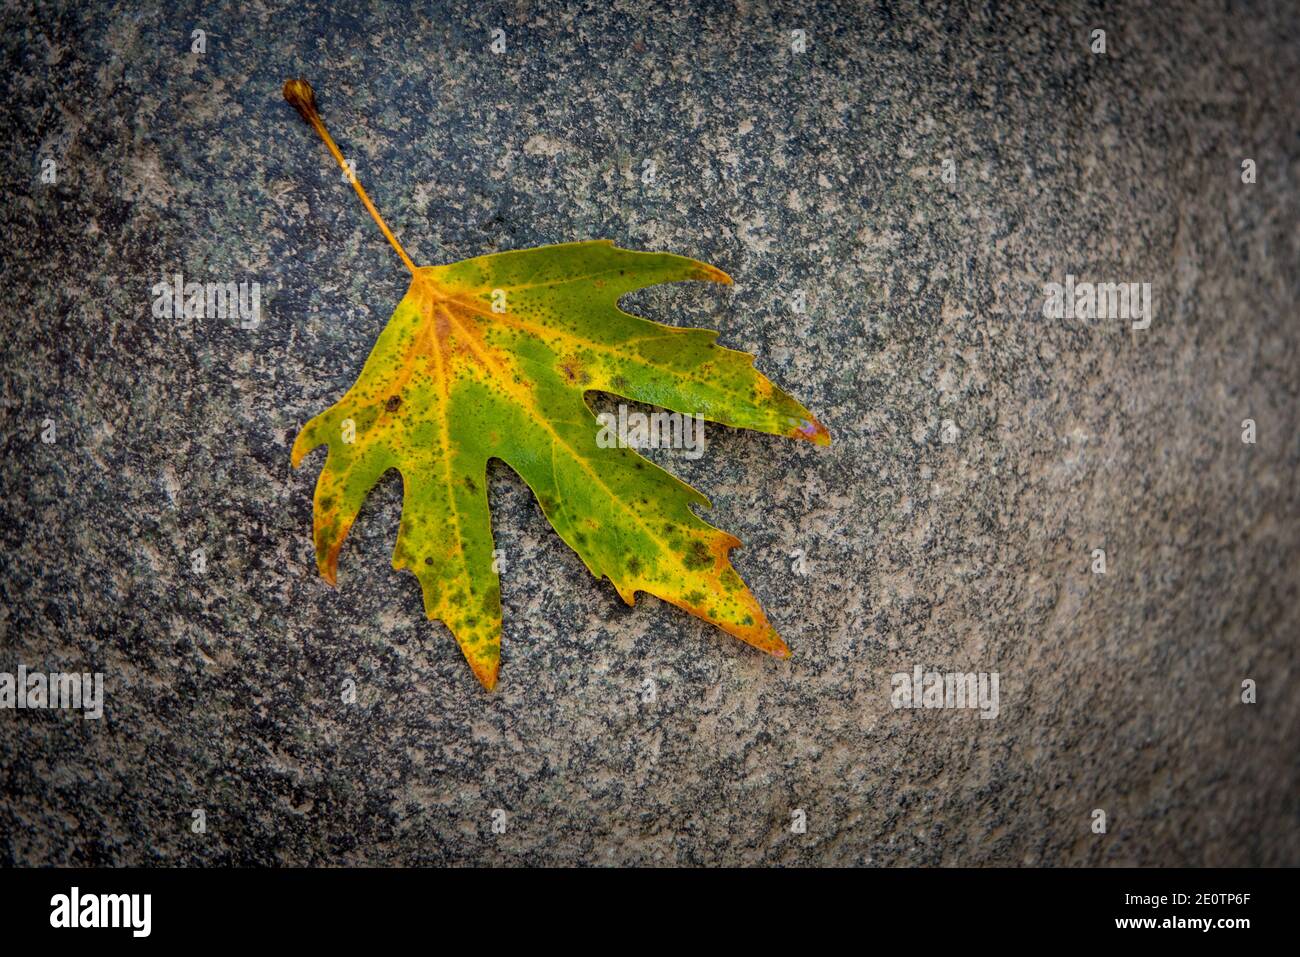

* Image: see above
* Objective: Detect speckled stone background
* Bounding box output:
[1,0,1297,866]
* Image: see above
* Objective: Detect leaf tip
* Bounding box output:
[792,416,832,446]
[693,262,733,285]
[472,659,500,691]
[722,617,791,660]
[291,422,328,468]
[753,626,791,659]
[317,545,340,587]
[283,77,320,125]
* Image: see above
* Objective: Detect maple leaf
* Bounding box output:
[283,79,830,689]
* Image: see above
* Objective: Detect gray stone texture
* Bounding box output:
[1,0,1296,865]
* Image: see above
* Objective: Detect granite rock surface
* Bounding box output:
[1,1,1297,865]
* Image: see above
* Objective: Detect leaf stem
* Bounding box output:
[283,79,418,276]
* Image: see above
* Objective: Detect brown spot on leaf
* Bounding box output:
[558,357,589,385]
[683,540,712,570]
